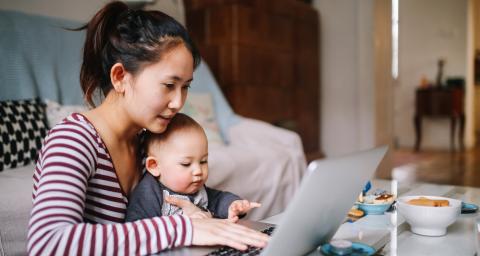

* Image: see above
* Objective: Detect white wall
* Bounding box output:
[394,0,468,150]
[313,0,377,157]
[0,0,185,24]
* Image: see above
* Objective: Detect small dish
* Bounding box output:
[461,202,479,214]
[355,201,392,215]
[320,242,375,256]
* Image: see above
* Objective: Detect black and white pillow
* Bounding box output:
[0,98,48,171]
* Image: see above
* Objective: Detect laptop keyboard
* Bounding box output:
[206,226,276,256]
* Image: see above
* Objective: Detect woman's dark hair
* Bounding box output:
[79,1,201,107]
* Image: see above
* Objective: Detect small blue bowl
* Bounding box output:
[355,202,392,215]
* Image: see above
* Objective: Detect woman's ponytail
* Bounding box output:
[80,1,128,107]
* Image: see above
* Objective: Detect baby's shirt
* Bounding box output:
[161,187,209,216]
[126,172,242,222]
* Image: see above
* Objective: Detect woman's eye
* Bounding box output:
[164,83,175,89]
[180,163,191,167]
[182,84,191,90]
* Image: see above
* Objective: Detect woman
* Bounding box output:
[27,2,268,255]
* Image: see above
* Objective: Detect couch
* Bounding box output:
[0,10,306,255]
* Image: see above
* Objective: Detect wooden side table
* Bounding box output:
[414,87,465,151]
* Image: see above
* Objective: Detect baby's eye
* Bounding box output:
[180,163,191,167]
[200,160,208,165]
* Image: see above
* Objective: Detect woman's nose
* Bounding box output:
[168,90,184,110]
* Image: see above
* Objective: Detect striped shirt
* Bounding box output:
[27,113,193,255]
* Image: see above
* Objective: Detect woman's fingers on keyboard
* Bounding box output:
[191,218,269,250]
[220,221,269,247]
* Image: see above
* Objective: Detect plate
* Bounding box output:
[320,242,376,256]
[461,202,479,214]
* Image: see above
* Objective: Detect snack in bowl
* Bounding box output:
[356,189,395,215]
[397,195,461,236]
[407,197,449,207]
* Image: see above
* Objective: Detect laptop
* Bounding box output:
[158,146,388,256]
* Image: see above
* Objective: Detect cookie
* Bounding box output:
[407,197,450,207]
[374,194,394,204]
[348,208,364,218]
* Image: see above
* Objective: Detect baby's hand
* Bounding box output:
[165,195,212,219]
[228,200,261,222]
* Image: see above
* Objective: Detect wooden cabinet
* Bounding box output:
[414,87,465,151]
[185,0,321,154]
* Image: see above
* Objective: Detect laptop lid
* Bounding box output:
[157,146,387,256]
[261,146,387,255]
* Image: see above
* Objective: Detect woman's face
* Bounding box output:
[124,44,194,133]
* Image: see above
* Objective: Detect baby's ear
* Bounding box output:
[145,156,161,177]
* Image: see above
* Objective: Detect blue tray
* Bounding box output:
[320,242,375,256]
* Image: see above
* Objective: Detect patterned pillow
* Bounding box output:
[0,98,48,171]
[181,93,225,146]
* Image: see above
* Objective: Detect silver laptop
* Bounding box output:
[158,146,388,256]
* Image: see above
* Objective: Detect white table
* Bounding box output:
[263,179,480,256]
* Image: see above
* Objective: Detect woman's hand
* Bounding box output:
[228,200,261,222]
[167,195,269,250]
[191,218,269,251]
[165,196,212,219]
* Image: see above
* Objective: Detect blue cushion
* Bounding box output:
[0,10,85,105]
[189,62,240,142]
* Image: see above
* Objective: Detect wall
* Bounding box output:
[394,0,468,150]
[313,0,378,157]
[0,0,185,24]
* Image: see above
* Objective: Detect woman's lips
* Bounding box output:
[157,115,173,122]
[159,115,172,119]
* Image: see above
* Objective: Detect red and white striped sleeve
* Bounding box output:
[27,121,193,255]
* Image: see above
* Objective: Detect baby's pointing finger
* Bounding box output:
[249,202,261,208]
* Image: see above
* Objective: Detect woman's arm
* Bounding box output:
[27,123,192,255]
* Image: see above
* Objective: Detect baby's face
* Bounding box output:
[154,128,209,194]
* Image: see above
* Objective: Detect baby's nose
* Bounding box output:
[191,167,202,175]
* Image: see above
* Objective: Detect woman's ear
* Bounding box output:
[145,156,161,177]
[110,63,128,93]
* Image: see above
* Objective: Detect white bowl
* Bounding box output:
[397,195,461,236]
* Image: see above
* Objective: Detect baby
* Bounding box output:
[126,113,259,222]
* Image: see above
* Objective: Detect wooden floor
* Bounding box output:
[376,147,480,188]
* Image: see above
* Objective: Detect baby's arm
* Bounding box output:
[125,173,164,221]
[205,187,260,221]
[205,187,242,219]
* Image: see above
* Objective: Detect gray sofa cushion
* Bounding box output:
[0,164,34,256]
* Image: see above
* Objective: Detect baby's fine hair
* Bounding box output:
[78,1,201,107]
[144,113,205,154]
